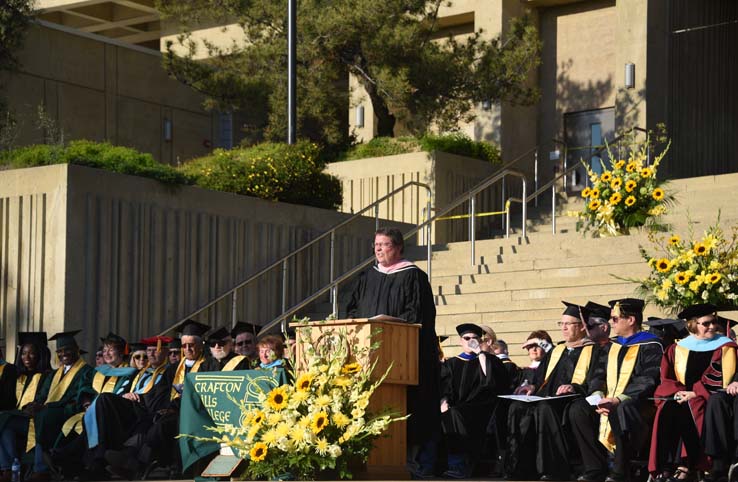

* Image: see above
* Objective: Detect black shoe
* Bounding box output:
[541,474,567,481]
[578,473,606,482]
[606,473,627,482]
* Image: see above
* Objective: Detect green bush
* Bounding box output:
[337,133,500,164]
[179,141,342,210]
[0,140,191,185]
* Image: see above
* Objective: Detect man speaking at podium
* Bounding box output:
[347,227,440,479]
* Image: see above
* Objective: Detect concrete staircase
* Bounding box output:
[412,172,738,366]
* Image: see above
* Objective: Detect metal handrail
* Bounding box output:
[257,167,528,336]
[160,180,432,336]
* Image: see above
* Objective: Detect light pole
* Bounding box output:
[287,0,296,144]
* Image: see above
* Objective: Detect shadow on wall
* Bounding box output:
[555,58,614,129]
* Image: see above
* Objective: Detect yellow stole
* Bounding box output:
[543,344,594,385]
[17,373,43,452]
[0,364,5,378]
[92,363,126,394]
[222,355,247,372]
[722,346,737,388]
[46,358,87,403]
[61,412,85,437]
[131,364,168,394]
[674,344,737,388]
[171,356,205,399]
[598,343,640,452]
[674,345,689,385]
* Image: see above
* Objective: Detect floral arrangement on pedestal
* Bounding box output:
[185,326,404,480]
[629,217,738,315]
[573,137,673,236]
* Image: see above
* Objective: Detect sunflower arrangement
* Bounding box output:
[574,138,673,236]
[629,217,738,314]
[184,326,404,480]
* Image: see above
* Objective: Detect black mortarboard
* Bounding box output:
[180,320,210,338]
[585,301,611,325]
[438,335,449,343]
[128,342,146,352]
[231,322,259,338]
[49,330,82,351]
[608,298,645,316]
[100,332,127,346]
[207,327,231,342]
[678,303,718,320]
[456,323,484,337]
[169,339,182,349]
[717,316,735,332]
[645,316,686,329]
[18,332,48,348]
[562,301,590,321]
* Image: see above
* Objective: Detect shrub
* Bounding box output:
[179,141,342,210]
[0,140,191,185]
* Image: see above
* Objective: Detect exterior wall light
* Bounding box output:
[625,63,635,89]
[163,118,173,142]
[355,105,365,128]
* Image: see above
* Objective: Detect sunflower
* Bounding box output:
[296,373,314,391]
[600,172,613,182]
[693,242,709,256]
[311,411,329,434]
[267,386,289,411]
[625,180,637,192]
[252,410,265,425]
[341,362,362,375]
[590,188,600,199]
[652,188,665,201]
[625,196,636,207]
[614,160,626,169]
[610,178,623,191]
[708,273,722,284]
[656,258,672,273]
[668,235,681,246]
[609,192,623,205]
[626,162,638,173]
[581,187,592,198]
[675,271,692,285]
[640,167,653,178]
[250,442,268,462]
[588,199,602,211]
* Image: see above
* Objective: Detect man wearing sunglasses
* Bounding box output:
[440,323,509,478]
[206,327,251,371]
[232,322,259,361]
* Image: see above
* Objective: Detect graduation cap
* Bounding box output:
[128,342,146,353]
[584,301,611,326]
[49,330,82,351]
[207,327,232,344]
[141,336,172,353]
[180,320,210,338]
[455,323,483,337]
[562,301,590,323]
[17,332,48,348]
[608,298,645,317]
[438,335,449,343]
[100,332,127,346]
[645,316,686,329]
[231,322,259,338]
[677,303,718,320]
[169,338,182,350]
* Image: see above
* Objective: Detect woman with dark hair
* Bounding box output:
[0,333,51,482]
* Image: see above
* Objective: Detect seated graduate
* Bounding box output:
[645,317,689,349]
[231,322,259,363]
[0,347,18,412]
[440,323,509,479]
[567,298,663,482]
[505,301,605,481]
[27,330,93,482]
[648,303,737,482]
[128,342,148,371]
[519,330,554,386]
[584,302,613,347]
[206,327,251,371]
[0,333,51,481]
[167,339,182,366]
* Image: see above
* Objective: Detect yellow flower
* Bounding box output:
[708,273,722,284]
[689,280,702,292]
[693,242,709,256]
[590,188,601,199]
[292,389,310,404]
[315,437,329,455]
[252,410,265,425]
[656,258,672,273]
[625,196,636,207]
[341,363,362,375]
[311,412,329,434]
[626,162,638,173]
[703,235,719,250]
[657,289,668,301]
[261,429,278,446]
[640,167,654,178]
[648,258,658,268]
[250,442,268,462]
[675,271,692,285]
[609,192,623,205]
[600,172,613,182]
[652,188,665,201]
[581,187,592,198]
[610,178,623,191]
[315,394,331,408]
[709,260,723,271]
[290,427,307,443]
[333,376,352,388]
[614,160,626,169]
[267,412,283,426]
[267,386,289,411]
[333,412,351,428]
[662,279,673,290]
[276,422,291,438]
[625,180,637,192]
[588,199,602,211]
[296,374,314,391]
[668,235,681,246]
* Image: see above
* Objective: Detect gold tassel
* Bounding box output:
[156,338,162,353]
[613,302,621,318]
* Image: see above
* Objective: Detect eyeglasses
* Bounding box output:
[132,354,146,360]
[168,351,180,356]
[462,336,479,341]
[209,340,230,347]
[610,316,624,323]
[696,320,716,327]
[557,321,582,327]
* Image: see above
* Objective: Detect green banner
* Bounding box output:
[179,369,288,471]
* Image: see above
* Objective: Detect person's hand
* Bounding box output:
[556,384,575,395]
[440,400,449,413]
[675,391,696,404]
[726,382,738,396]
[596,397,620,415]
[514,384,535,396]
[122,392,140,402]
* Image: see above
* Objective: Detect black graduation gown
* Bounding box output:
[440,353,508,454]
[505,344,605,478]
[347,264,440,444]
[702,356,738,472]
[0,363,18,411]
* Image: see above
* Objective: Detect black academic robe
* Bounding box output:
[0,362,18,411]
[440,353,508,452]
[347,264,440,444]
[505,343,605,479]
[702,366,738,473]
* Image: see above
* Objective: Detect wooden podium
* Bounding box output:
[292,318,420,480]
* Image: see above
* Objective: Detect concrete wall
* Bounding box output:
[1,22,215,164]
[0,164,399,360]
